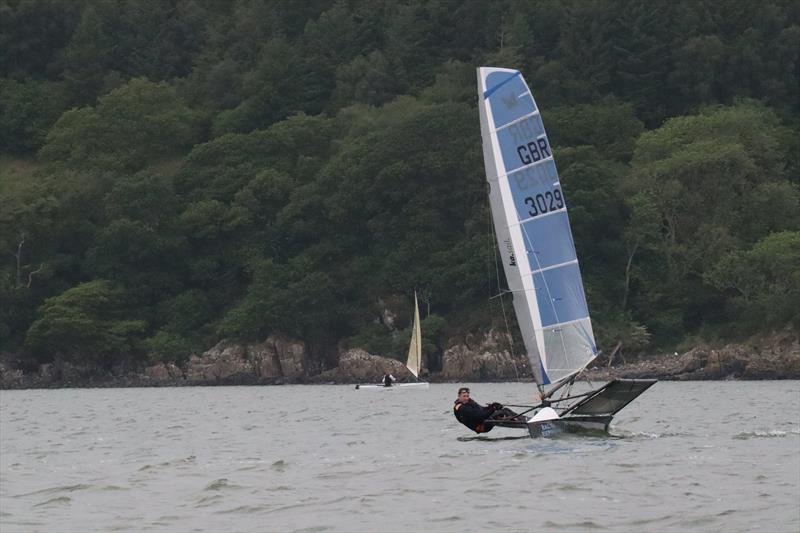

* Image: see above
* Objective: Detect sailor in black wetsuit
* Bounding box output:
[382,373,395,387]
[453,387,521,433]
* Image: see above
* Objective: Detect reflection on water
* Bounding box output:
[1,381,799,532]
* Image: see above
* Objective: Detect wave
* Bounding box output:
[204,478,243,491]
[14,484,90,498]
[33,496,72,507]
[734,429,795,439]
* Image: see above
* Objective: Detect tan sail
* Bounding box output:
[405,292,422,378]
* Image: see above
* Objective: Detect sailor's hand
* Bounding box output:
[490,402,503,410]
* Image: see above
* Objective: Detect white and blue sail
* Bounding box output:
[478,67,597,388]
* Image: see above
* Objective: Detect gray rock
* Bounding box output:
[185,341,250,382]
[182,336,309,384]
[268,336,307,380]
[316,349,411,383]
[0,362,24,388]
[142,363,182,384]
[440,330,530,381]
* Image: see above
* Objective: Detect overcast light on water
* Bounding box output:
[1,381,798,532]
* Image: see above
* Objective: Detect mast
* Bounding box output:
[477,67,597,388]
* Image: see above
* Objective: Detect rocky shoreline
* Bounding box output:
[1,331,797,390]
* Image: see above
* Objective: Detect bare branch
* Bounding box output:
[26,263,45,288]
[13,233,26,288]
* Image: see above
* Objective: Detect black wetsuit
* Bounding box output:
[383,374,393,387]
[453,399,496,433]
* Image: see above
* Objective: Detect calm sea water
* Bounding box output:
[1,381,798,532]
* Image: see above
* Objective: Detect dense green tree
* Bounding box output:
[0,0,81,80]
[0,78,69,153]
[707,231,800,330]
[24,280,147,365]
[40,78,201,171]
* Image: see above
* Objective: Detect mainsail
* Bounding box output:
[405,292,422,378]
[477,67,597,387]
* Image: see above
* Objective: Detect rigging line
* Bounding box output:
[489,289,514,300]
[485,194,496,315]
[546,390,593,403]
[487,202,520,383]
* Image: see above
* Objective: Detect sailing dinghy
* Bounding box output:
[477,67,654,437]
[355,292,429,390]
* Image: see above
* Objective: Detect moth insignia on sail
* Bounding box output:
[501,91,519,109]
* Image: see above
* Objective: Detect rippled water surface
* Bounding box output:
[1,381,798,532]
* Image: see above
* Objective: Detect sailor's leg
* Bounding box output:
[490,407,523,421]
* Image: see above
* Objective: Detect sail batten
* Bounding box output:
[528,259,579,274]
[490,110,541,133]
[478,67,597,387]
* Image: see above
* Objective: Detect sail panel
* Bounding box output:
[505,160,560,218]
[520,213,577,271]
[541,318,597,384]
[494,118,549,173]
[531,263,590,327]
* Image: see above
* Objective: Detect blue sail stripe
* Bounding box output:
[539,361,551,385]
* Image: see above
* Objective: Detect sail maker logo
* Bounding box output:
[502,91,519,109]
[504,238,517,266]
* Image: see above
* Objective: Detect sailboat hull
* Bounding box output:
[527,415,613,438]
[354,382,429,390]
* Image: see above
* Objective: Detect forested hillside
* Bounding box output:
[1,0,798,373]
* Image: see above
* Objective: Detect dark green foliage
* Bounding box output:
[0,78,69,153]
[706,231,800,330]
[40,77,202,171]
[24,280,147,366]
[1,0,798,371]
[622,102,798,340]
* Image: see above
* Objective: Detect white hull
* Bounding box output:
[527,415,613,438]
[354,382,429,390]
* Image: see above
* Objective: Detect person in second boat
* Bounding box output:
[453,387,523,433]
[382,372,395,387]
